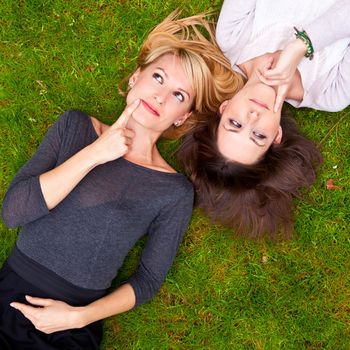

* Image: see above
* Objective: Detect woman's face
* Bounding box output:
[217,81,283,164]
[126,54,194,133]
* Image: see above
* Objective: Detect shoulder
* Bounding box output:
[54,109,90,129]
[149,170,194,204]
[151,173,194,221]
[167,174,194,204]
[51,109,97,140]
[90,116,109,136]
[47,110,100,154]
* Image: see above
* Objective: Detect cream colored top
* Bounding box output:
[217,0,350,111]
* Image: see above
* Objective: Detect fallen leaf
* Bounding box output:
[326,179,343,190]
[86,65,96,72]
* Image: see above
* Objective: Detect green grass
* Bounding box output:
[1,1,350,349]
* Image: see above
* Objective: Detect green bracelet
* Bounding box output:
[293,26,314,60]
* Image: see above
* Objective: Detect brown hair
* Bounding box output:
[177,111,323,240]
[120,10,244,138]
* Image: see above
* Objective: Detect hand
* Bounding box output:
[88,99,140,165]
[10,295,85,334]
[257,39,307,112]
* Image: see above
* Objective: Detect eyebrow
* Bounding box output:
[223,124,265,148]
[156,67,191,99]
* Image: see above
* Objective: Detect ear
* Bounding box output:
[174,111,192,126]
[219,100,230,115]
[129,68,141,87]
[273,126,283,144]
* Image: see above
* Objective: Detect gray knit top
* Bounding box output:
[2,110,194,306]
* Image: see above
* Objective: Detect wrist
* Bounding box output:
[293,27,314,60]
[83,144,102,168]
[293,38,308,57]
[74,306,91,328]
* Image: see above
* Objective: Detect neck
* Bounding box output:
[123,117,161,165]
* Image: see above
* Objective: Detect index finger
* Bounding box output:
[10,302,36,315]
[273,85,288,113]
[111,99,140,130]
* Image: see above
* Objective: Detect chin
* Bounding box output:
[257,86,276,106]
[259,81,276,94]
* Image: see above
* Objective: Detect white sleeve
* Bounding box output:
[310,44,350,112]
[216,0,257,64]
[304,0,350,53]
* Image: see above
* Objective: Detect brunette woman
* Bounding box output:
[177,0,350,239]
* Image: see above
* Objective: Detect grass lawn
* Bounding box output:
[1,1,349,349]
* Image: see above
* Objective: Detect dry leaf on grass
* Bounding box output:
[326,179,343,190]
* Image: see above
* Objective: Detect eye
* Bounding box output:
[253,131,266,140]
[153,72,163,84]
[174,91,185,102]
[229,119,241,128]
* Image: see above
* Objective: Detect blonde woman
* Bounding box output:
[0,12,241,350]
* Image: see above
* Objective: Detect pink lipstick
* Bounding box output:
[249,98,269,110]
[141,100,160,116]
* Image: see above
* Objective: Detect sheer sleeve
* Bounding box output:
[126,186,194,307]
[1,111,71,228]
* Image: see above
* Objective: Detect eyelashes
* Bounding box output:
[152,72,185,102]
[174,91,184,102]
[229,119,241,128]
[228,119,266,140]
[153,72,163,83]
[253,131,266,140]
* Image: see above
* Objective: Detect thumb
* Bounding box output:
[263,67,282,79]
[263,56,274,73]
[25,295,52,307]
[112,99,140,129]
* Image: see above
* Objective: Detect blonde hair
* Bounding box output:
[120,10,244,139]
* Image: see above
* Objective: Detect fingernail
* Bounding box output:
[10,303,16,308]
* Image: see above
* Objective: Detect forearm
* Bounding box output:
[78,283,136,327]
[39,145,98,210]
[10,284,136,334]
[41,102,139,210]
[304,0,350,52]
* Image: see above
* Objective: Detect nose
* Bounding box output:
[153,89,167,104]
[248,110,259,119]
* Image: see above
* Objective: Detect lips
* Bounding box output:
[141,100,160,116]
[249,98,269,110]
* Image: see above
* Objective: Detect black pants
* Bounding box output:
[0,263,103,350]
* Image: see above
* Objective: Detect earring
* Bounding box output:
[128,81,134,89]
[174,121,179,127]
